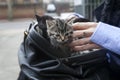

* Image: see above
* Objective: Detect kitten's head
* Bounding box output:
[46,19,73,47]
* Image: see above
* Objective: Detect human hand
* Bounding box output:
[70,22,102,51]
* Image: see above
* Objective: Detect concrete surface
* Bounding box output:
[0,18,33,80]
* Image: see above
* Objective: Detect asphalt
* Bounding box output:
[0,18,33,80]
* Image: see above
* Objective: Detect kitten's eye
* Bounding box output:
[65,33,69,36]
[56,34,60,37]
[65,31,73,36]
[69,31,73,34]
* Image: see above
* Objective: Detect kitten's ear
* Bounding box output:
[66,17,76,25]
[35,15,41,22]
[46,20,56,28]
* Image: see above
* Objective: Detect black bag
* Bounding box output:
[17,20,110,80]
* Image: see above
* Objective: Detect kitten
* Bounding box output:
[46,19,73,57]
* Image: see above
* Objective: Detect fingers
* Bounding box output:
[70,37,91,46]
[72,43,101,51]
[72,22,90,30]
[69,37,101,51]
[70,22,99,52]
[73,30,93,38]
[72,22,97,38]
[72,22,97,30]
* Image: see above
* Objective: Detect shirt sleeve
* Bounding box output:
[90,22,120,55]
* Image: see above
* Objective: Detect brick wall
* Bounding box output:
[0,6,8,19]
[0,4,44,20]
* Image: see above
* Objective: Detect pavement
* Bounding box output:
[0,18,34,80]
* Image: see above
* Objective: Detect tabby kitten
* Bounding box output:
[46,19,74,57]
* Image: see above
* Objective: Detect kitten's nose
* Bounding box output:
[61,36,64,41]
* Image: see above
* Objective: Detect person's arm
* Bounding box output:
[90,22,120,54]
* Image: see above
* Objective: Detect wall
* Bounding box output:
[0,4,44,20]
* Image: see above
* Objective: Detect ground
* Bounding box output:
[0,18,33,80]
